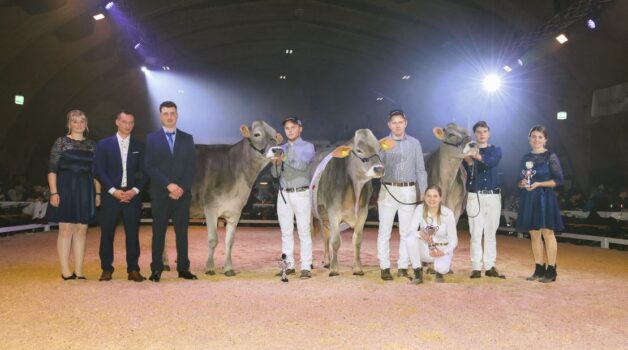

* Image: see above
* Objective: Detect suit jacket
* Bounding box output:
[94,134,147,193]
[144,128,196,198]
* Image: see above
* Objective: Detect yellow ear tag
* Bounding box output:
[341,150,349,157]
[381,143,390,151]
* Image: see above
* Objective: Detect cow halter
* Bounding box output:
[443,135,472,148]
[351,150,381,163]
[247,138,266,155]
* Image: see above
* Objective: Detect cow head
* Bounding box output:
[433,123,476,156]
[240,121,283,156]
[331,129,395,179]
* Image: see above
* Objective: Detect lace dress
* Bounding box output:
[516,151,565,232]
[45,136,97,224]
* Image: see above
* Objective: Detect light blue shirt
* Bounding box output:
[270,137,315,189]
[381,133,428,193]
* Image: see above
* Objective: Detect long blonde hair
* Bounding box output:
[66,109,89,136]
[422,184,443,225]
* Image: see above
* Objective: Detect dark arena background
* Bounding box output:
[1,1,627,349]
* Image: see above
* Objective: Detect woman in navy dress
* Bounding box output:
[517,125,564,283]
[46,110,101,280]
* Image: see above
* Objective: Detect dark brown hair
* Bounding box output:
[472,121,490,132]
[528,124,549,139]
[159,101,177,113]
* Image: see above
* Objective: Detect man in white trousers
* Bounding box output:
[463,121,505,279]
[271,116,315,279]
[378,109,428,280]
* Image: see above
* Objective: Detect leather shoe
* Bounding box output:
[470,270,482,279]
[178,271,198,280]
[485,267,506,279]
[128,271,146,282]
[380,268,393,281]
[397,268,409,278]
[149,272,161,282]
[61,273,77,280]
[99,270,113,281]
[275,269,295,277]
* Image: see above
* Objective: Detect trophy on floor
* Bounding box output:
[522,161,537,188]
[278,253,289,282]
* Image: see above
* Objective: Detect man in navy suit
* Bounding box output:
[95,111,147,282]
[144,101,197,282]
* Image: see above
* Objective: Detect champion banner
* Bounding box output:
[591,82,628,118]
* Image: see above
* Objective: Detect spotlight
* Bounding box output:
[105,2,115,10]
[503,65,512,72]
[555,33,568,44]
[586,18,597,29]
[141,66,149,73]
[279,75,287,80]
[402,75,411,80]
[482,74,501,93]
[517,57,526,66]
[93,13,105,20]
[134,42,142,50]
[15,94,24,105]
[162,66,170,71]
[285,49,293,54]
[376,97,384,101]
[557,111,567,120]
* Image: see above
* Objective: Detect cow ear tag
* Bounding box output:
[332,145,352,158]
[379,138,396,151]
[240,125,251,138]
[433,127,445,140]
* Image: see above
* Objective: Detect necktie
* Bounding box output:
[166,132,175,153]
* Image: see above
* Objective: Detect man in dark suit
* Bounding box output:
[144,101,197,282]
[95,111,147,282]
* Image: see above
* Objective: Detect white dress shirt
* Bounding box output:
[107,133,140,195]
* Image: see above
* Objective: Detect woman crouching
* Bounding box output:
[406,185,458,284]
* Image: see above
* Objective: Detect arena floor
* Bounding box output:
[1,225,627,349]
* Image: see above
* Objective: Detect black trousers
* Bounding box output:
[150,193,191,273]
[99,191,142,273]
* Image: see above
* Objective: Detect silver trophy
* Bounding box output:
[421,217,439,252]
[521,161,536,188]
[278,253,289,282]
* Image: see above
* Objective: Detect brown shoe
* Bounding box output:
[99,270,113,281]
[128,271,146,282]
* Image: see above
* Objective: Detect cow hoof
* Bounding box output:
[163,265,171,271]
[329,271,339,277]
[353,271,364,276]
[205,270,215,276]
[323,264,330,269]
[224,270,236,277]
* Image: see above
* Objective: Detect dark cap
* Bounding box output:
[388,109,406,121]
[282,116,302,126]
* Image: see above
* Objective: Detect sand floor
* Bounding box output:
[0,225,627,349]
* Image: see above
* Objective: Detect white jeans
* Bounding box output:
[377,185,417,269]
[466,193,501,270]
[277,189,312,270]
[406,233,453,274]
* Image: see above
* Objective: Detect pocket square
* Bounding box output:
[132,151,140,154]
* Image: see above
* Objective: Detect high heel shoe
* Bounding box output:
[61,273,77,280]
[76,275,87,280]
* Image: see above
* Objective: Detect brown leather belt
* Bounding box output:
[284,186,309,193]
[382,182,416,187]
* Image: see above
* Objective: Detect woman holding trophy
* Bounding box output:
[517,125,565,283]
[406,185,458,284]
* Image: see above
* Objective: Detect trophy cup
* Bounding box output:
[421,217,439,252]
[278,253,289,282]
[521,161,536,188]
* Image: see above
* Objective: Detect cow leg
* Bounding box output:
[352,210,368,276]
[329,222,342,277]
[322,221,331,269]
[223,217,240,277]
[204,209,219,275]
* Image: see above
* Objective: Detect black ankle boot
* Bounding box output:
[539,265,557,283]
[526,264,546,281]
[411,268,423,285]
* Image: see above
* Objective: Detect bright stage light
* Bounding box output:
[134,42,142,50]
[482,74,501,93]
[557,111,567,120]
[555,34,568,44]
[93,13,105,20]
[141,66,149,73]
[586,18,597,29]
[376,97,383,101]
[105,2,115,10]
[15,94,24,105]
[503,65,512,72]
